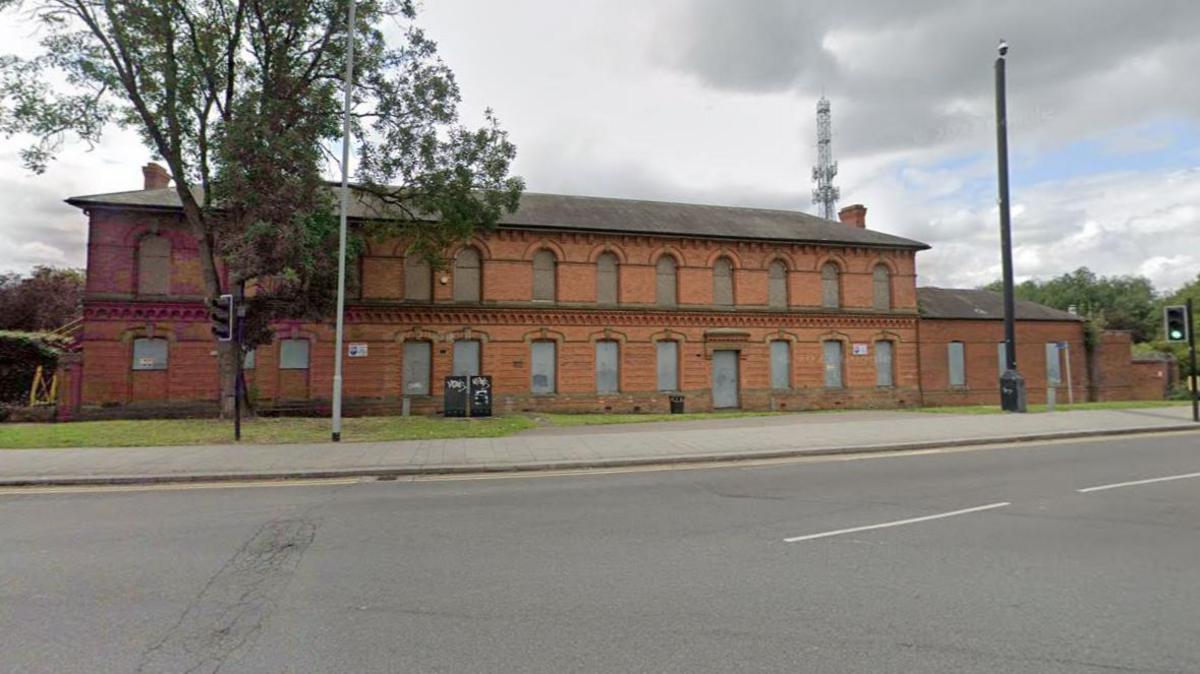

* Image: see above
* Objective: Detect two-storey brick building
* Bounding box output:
[56,164,1157,420]
[64,164,933,417]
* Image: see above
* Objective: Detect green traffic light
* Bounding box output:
[1170,329,1184,340]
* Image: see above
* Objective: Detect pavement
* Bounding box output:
[3,432,1200,672]
[0,405,1196,486]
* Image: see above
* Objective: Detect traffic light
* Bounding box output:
[209,294,236,342]
[1164,305,1189,343]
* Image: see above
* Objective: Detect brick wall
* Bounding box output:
[918,319,1089,406]
[1130,357,1175,401]
[1089,331,1134,402]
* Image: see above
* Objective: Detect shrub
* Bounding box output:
[0,331,71,405]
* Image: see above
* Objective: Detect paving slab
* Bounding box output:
[0,407,1196,486]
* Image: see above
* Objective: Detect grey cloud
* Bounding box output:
[655,0,1200,158]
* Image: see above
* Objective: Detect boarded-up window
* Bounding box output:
[532,249,556,302]
[713,257,733,306]
[770,340,790,390]
[821,263,840,308]
[656,256,677,307]
[1045,342,1062,386]
[531,341,556,394]
[137,235,171,295]
[453,247,481,303]
[823,340,843,388]
[132,337,168,370]
[404,252,432,301]
[657,340,679,391]
[768,260,788,309]
[948,341,966,386]
[873,264,891,310]
[596,252,618,305]
[402,341,431,394]
[280,339,310,370]
[452,339,481,377]
[595,340,619,393]
[876,341,894,387]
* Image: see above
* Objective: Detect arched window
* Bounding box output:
[596,252,619,305]
[532,249,556,302]
[712,257,733,307]
[137,234,171,295]
[453,247,481,303]
[403,252,432,301]
[873,264,892,311]
[656,255,677,307]
[768,260,788,309]
[820,262,840,309]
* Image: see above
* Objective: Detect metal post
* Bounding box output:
[995,40,1026,412]
[234,303,243,442]
[1188,298,1198,423]
[331,0,357,442]
[1064,342,1074,405]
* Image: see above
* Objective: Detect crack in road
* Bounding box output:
[135,517,318,674]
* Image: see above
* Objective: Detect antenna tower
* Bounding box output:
[812,96,840,219]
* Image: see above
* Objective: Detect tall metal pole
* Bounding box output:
[331,0,356,442]
[1187,298,1198,423]
[995,40,1026,412]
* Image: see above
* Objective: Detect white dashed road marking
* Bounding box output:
[784,501,1011,543]
[1076,471,1200,493]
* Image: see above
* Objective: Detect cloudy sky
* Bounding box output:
[2,0,1199,291]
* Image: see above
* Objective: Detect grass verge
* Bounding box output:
[917,400,1191,415]
[0,415,536,449]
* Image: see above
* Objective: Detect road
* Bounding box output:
[3,432,1199,673]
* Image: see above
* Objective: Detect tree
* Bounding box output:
[0,0,523,414]
[983,267,1159,342]
[0,266,84,332]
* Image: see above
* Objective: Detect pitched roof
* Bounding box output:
[65,187,930,251]
[917,287,1084,322]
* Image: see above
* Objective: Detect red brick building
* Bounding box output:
[54,165,1155,419]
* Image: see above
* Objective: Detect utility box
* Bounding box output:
[469,375,493,418]
[1000,370,1027,413]
[443,376,469,417]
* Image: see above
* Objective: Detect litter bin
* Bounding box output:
[669,394,685,414]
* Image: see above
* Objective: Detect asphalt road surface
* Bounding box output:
[3,432,1200,673]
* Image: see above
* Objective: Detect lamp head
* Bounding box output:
[998,39,1009,57]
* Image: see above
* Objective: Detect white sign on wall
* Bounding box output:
[348,343,369,358]
[851,343,869,356]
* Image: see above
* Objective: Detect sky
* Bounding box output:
[2,0,1199,291]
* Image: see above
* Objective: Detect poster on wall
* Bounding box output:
[348,343,368,358]
[852,343,869,356]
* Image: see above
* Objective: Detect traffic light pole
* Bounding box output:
[1188,298,1198,423]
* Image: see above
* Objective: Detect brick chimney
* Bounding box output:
[838,203,867,228]
[142,162,171,190]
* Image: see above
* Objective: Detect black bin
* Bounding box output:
[669,394,685,414]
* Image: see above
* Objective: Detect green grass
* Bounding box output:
[0,415,536,449]
[538,410,781,427]
[916,400,1191,415]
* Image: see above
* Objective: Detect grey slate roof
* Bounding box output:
[918,287,1083,322]
[66,187,930,251]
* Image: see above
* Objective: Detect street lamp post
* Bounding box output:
[331,0,357,441]
[995,40,1027,412]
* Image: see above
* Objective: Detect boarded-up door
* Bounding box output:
[712,350,739,408]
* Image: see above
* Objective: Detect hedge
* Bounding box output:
[0,331,71,405]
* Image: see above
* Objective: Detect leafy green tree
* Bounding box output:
[0,0,523,414]
[983,267,1159,342]
[0,267,84,331]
